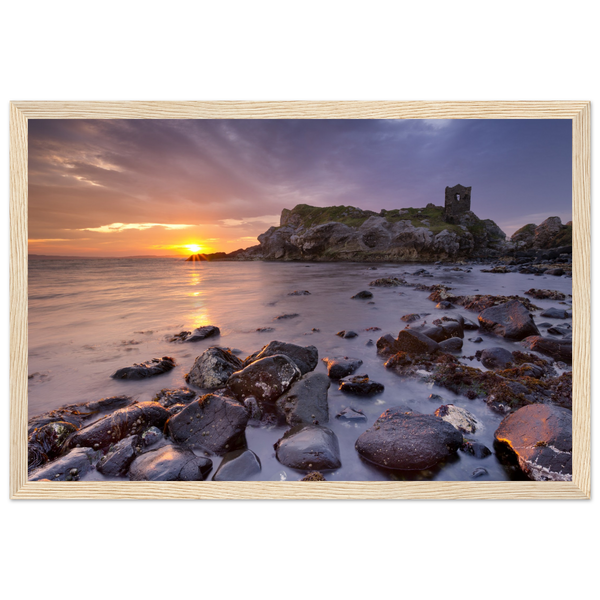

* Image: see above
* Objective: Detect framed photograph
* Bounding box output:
[10,101,590,499]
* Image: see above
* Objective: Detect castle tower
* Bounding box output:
[444,184,471,224]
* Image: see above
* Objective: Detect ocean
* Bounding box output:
[28,257,573,482]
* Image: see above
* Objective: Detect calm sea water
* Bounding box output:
[28,258,573,482]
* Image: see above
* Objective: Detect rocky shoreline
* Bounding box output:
[28,257,573,484]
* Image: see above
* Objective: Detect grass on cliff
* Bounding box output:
[288,204,376,228]
[383,206,464,235]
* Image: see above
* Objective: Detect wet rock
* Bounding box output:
[69,402,170,450]
[462,317,480,330]
[440,320,464,339]
[243,396,262,420]
[369,277,406,287]
[434,404,478,434]
[401,313,421,323]
[167,393,249,454]
[544,268,565,276]
[351,290,373,299]
[538,322,553,328]
[275,313,300,320]
[185,325,220,342]
[243,341,318,375]
[322,356,363,379]
[129,445,213,481]
[469,336,483,343]
[212,449,261,481]
[186,347,243,389]
[275,372,330,426]
[228,354,301,405]
[540,307,569,319]
[396,329,440,355]
[480,347,514,370]
[29,447,101,481]
[525,288,566,301]
[274,425,341,471]
[256,327,275,333]
[478,300,540,340]
[28,395,135,435]
[547,325,571,337]
[472,467,488,478]
[97,435,138,477]
[435,300,454,309]
[494,404,572,481]
[111,356,176,380]
[420,325,446,343]
[520,363,545,378]
[141,426,163,447]
[438,338,463,353]
[521,336,572,364]
[339,374,384,396]
[154,387,197,408]
[336,330,358,339]
[376,334,401,355]
[460,441,492,459]
[28,421,79,472]
[365,339,374,347]
[336,407,367,422]
[355,408,463,470]
[288,290,311,296]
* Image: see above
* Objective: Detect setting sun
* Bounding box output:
[186,244,202,254]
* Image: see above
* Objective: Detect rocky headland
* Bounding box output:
[203,204,572,264]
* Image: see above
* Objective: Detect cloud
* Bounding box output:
[219,215,281,227]
[75,223,194,233]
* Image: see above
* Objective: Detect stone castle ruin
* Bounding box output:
[444,184,471,224]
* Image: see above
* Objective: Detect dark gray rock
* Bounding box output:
[228,354,301,405]
[396,329,440,355]
[472,467,488,478]
[478,300,540,340]
[351,290,373,299]
[322,356,363,379]
[274,425,341,471]
[28,421,78,472]
[521,336,572,364]
[111,356,176,380]
[186,347,243,389]
[212,449,261,481]
[540,307,569,319]
[68,402,170,450]
[129,445,212,481]
[376,334,401,355]
[275,313,300,320]
[338,374,384,396]
[439,337,463,353]
[154,387,197,408]
[469,336,483,343]
[336,330,359,339]
[243,341,318,375]
[336,407,367,421]
[185,325,220,342]
[29,447,101,481]
[494,404,572,481]
[401,313,421,323]
[355,407,463,470]
[288,290,310,296]
[544,268,565,276]
[275,372,330,426]
[141,426,164,447]
[480,347,514,370]
[460,441,492,459]
[167,393,249,454]
[97,435,138,477]
[435,300,454,309]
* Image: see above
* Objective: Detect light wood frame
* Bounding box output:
[10,101,591,499]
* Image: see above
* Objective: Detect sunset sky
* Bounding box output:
[28,118,572,257]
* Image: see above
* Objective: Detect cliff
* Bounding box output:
[212,203,508,262]
[511,217,572,250]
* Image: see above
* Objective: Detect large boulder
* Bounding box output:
[68,402,169,450]
[96,435,138,477]
[228,354,301,405]
[396,329,440,355]
[111,356,176,380]
[167,393,249,454]
[29,447,101,481]
[212,449,261,481]
[494,404,572,481]
[186,347,243,389]
[355,407,463,470]
[478,300,540,340]
[521,336,572,364]
[275,372,330,426]
[243,341,318,375]
[274,425,341,471]
[129,445,213,481]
